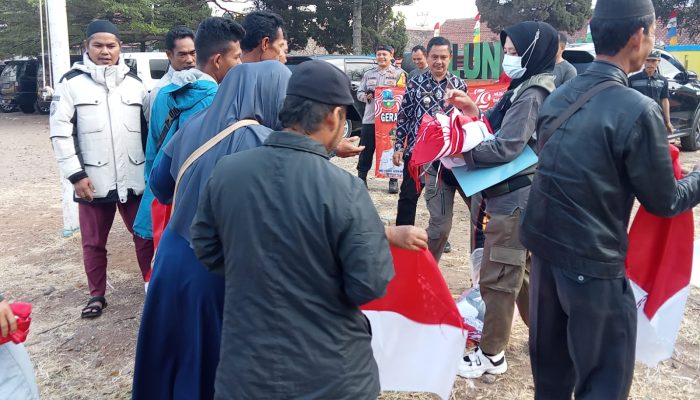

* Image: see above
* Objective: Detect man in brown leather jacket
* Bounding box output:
[521,1,700,399]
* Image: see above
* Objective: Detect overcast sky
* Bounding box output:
[395,0,478,30]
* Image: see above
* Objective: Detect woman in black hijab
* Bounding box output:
[445,21,559,379]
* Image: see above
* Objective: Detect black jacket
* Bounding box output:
[521,61,700,279]
[191,131,394,400]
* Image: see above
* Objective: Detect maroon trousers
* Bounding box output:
[79,197,154,297]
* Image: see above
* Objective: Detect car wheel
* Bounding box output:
[19,103,35,114]
[0,103,15,113]
[36,101,50,115]
[343,119,351,138]
[681,111,700,151]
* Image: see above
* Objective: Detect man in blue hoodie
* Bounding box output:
[133,17,246,244]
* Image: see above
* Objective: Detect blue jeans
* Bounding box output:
[0,343,39,399]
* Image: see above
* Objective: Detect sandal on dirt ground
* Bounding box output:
[81,296,107,319]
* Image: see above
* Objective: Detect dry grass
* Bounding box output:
[0,114,698,399]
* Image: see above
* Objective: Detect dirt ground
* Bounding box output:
[0,113,698,400]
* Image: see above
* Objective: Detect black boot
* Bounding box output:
[358,171,368,188]
[388,178,399,194]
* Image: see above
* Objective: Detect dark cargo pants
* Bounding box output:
[478,208,530,355]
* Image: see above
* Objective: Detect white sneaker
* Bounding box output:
[458,347,507,378]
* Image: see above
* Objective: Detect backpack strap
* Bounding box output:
[155,107,182,153]
[539,80,620,139]
[172,119,260,207]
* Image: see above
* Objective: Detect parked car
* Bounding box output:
[122,52,169,93]
[35,55,83,114]
[0,58,38,113]
[563,43,700,150]
[286,55,376,137]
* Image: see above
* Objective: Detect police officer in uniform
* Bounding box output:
[629,50,674,134]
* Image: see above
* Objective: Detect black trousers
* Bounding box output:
[396,161,421,225]
[529,255,637,400]
[357,124,376,177]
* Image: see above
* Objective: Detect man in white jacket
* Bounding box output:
[49,20,153,319]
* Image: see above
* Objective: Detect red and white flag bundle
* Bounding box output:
[361,247,466,399]
[625,145,694,367]
[408,111,493,190]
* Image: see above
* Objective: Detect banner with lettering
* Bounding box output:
[467,81,509,111]
[374,86,405,178]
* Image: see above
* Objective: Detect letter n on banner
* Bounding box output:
[374,86,405,178]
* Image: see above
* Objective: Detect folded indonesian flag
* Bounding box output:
[0,303,32,345]
[361,247,466,399]
[625,145,694,367]
[409,111,493,190]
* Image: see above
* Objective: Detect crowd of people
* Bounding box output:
[0,0,696,399]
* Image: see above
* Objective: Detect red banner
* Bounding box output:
[374,86,405,178]
[467,81,509,111]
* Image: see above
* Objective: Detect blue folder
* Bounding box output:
[451,145,538,197]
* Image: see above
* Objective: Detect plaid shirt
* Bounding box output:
[394,70,467,160]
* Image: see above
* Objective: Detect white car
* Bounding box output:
[122,52,169,93]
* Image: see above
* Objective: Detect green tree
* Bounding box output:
[0,0,42,58]
[0,0,212,58]
[252,0,413,54]
[251,0,316,51]
[476,0,592,33]
[67,0,211,51]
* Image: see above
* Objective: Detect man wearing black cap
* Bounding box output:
[190,60,427,399]
[521,1,700,398]
[629,50,674,134]
[356,44,407,193]
[50,20,153,319]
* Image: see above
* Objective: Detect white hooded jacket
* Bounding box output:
[50,54,150,203]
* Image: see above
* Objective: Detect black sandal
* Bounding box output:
[81,296,107,319]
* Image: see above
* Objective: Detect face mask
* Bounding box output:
[502,29,540,80]
[503,54,526,79]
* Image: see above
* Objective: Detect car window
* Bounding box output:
[659,56,683,81]
[125,58,137,75]
[1,64,18,80]
[149,59,169,79]
[325,58,344,70]
[345,62,374,82]
[562,50,594,75]
[24,62,37,77]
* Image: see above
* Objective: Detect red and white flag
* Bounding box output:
[626,145,694,367]
[433,22,440,37]
[361,247,466,399]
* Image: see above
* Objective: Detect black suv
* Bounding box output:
[286,55,376,137]
[0,59,38,113]
[563,44,700,151]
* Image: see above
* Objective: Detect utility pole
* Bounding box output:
[47,0,80,237]
[47,0,71,83]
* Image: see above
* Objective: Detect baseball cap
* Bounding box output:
[647,50,662,60]
[286,60,362,121]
